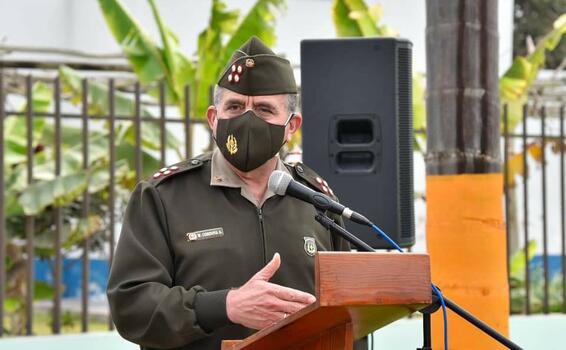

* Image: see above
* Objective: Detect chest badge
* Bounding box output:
[303,237,317,257]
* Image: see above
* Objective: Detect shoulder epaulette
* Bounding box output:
[148,153,211,186]
[291,162,337,200]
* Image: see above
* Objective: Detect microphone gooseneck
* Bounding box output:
[268,170,372,226]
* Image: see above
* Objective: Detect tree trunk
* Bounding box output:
[425,0,510,348]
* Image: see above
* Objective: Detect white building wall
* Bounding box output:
[0,0,515,75]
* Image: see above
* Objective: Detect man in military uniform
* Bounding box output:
[107,37,363,349]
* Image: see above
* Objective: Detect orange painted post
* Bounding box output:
[427,173,509,349]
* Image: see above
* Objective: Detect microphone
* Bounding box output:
[268,170,372,226]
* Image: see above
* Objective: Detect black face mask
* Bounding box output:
[215,110,293,172]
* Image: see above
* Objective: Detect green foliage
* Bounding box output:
[34,281,55,301]
[61,311,76,329]
[332,0,424,150]
[59,66,151,117]
[509,240,566,314]
[194,0,285,117]
[2,64,186,334]
[514,0,566,69]
[4,298,22,313]
[502,13,566,192]
[510,240,537,280]
[332,0,396,37]
[98,0,168,85]
[501,13,566,130]
[332,0,566,157]
[412,73,426,151]
[19,171,89,216]
[59,65,183,159]
[97,0,286,119]
[2,64,185,221]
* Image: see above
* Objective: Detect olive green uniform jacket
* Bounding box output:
[107,151,351,349]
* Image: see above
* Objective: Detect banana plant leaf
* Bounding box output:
[16,158,131,217]
[147,0,195,104]
[98,0,286,119]
[17,170,89,216]
[59,65,182,156]
[500,13,566,131]
[98,0,192,108]
[59,65,153,117]
[98,0,167,85]
[3,81,52,166]
[34,215,105,257]
[332,0,396,37]
[193,0,240,119]
[192,0,285,118]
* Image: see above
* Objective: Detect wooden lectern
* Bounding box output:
[222,252,431,350]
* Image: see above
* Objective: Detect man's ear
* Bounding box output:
[207,106,218,136]
[286,113,302,142]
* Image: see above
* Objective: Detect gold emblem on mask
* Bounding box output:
[226,134,238,155]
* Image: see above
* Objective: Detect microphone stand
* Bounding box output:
[313,210,523,350]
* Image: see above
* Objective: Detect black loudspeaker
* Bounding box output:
[300,38,414,249]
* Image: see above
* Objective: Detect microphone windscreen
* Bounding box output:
[268,170,292,195]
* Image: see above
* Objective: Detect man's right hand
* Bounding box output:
[226,253,316,330]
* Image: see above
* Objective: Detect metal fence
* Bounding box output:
[0,70,209,336]
[503,103,566,315]
[0,68,565,337]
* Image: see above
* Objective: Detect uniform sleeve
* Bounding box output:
[107,181,231,348]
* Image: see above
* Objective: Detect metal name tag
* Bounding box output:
[186,227,224,242]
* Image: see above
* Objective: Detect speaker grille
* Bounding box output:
[397,46,415,240]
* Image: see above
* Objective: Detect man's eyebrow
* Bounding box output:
[253,101,278,111]
[223,98,245,106]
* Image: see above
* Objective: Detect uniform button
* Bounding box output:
[315,177,323,184]
[323,180,328,187]
[163,170,171,175]
[170,165,179,171]
[153,172,162,178]
[191,159,201,165]
[296,165,304,173]
[160,167,168,172]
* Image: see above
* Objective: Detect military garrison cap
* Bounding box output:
[217,36,297,96]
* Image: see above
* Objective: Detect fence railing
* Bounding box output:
[0,70,209,336]
[0,68,565,337]
[503,102,566,315]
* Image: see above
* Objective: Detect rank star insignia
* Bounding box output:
[303,237,317,257]
[226,134,238,155]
